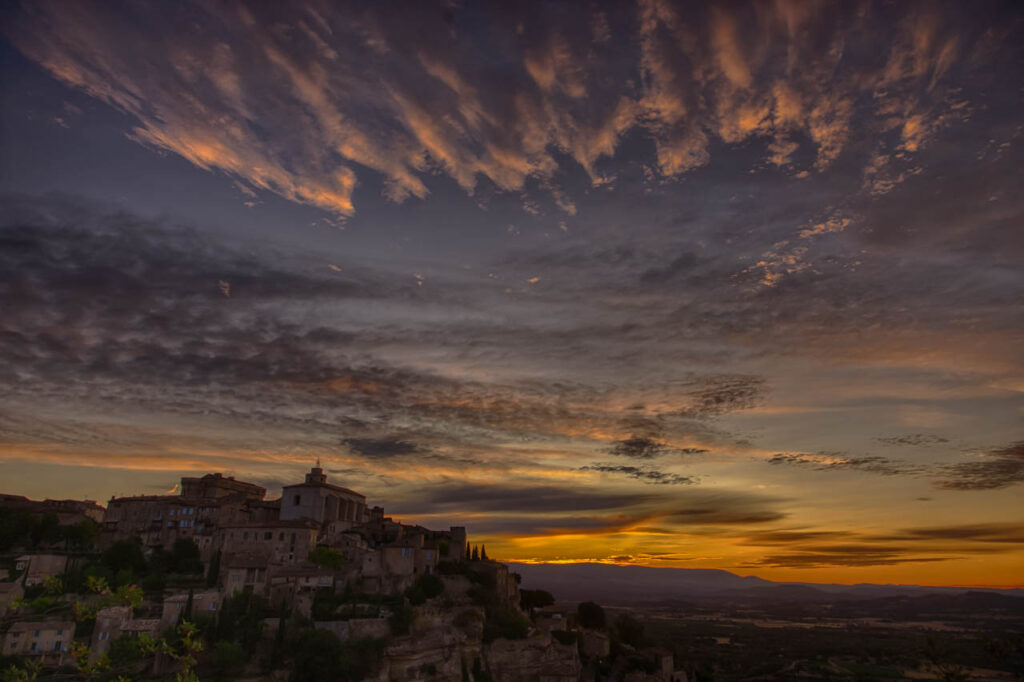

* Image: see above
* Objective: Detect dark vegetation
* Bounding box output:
[613,594,1024,681]
[0,510,98,552]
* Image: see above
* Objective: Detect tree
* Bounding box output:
[471,545,480,561]
[101,539,146,575]
[170,538,203,574]
[520,589,554,612]
[308,546,344,570]
[209,640,247,679]
[465,542,471,561]
[206,550,221,587]
[480,545,489,561]
[577,601,606,630]
[614,613,645,648]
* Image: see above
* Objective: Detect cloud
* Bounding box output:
[767,452,923,477]
[4,1,1011,217]
[741,549,954,569]
[582,464,696,486]
[877,434,950,446]
[608,436,670,460]
[873,523,1024,545]
[342,437,423,459]
[936,442,1024,491]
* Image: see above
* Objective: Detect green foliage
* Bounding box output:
[215,590,271,649]
[101,539,147,575]
[0,511,90,552]
[577,601,606,630]
[308,546,344,570]
[171,538,203,574]
[405,574,445,605]
[290,630,385,682]
[520,589,554,612]
[482,605,529,643]
[471,656,491,682]
[0,660,41,682]
[552,630,578,646]
[389,601,414,636]
[614,613,645,648]
[206,549,221,587]
[108,634,145,667]
[208,640,247,679]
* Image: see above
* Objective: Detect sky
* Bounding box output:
[0,0,1022,587]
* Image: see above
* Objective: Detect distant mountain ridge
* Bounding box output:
[509,562,1024,604]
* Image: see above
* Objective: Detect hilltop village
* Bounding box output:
[0,468,687,681]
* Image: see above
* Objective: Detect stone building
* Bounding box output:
[161,591,222,629]
[217,520,319,565]
[280,465,368,527]
[2,620,74,665]
[0,494,104,525]
[15,554,68,586]
[100,473,272,555]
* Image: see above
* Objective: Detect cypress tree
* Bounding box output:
[206,550,221,587]
[480,544,488,561]
[465,542,471,561]
[471,545,479,561]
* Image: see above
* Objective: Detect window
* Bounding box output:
[30,642,38,653]
[279,532,284,541]
[209,601,218,610]
[264,531,272,540]
[53,641,62,651]
[293,495,301,505]
[402,548,412,557]
[33,630,40,637]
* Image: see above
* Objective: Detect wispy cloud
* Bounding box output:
[4,1,1010,218]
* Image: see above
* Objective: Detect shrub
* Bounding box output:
[209,640,247,679]
[308,547,344,570]
[577,601,606,630]
[520,589,554,612]
[389,601,414,636]
[552,630,578,646]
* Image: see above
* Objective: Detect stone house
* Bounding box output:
[15,554,68,586]
[0,581,24,616]
[2,620,74,665]
[161,590,222,629]
[217,519,319,564]
[224,552,270,595]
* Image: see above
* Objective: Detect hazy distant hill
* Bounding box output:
[509,562,1024,605]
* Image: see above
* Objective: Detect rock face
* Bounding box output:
[483,630,581,682]
[378,605,485,681]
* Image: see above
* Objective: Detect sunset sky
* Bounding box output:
[1,1,1022,587]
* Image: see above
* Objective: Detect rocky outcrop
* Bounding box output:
[483,630,581,682]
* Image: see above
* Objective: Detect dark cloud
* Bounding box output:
[767,452,924,477]
[877,434,950,446]
[871,523,1024,545]
[391,483,654,516]
[936,442,1024,491]
[581,464,696,486]
[741,551,954,569]
[608,436,670,460]
[666,508,786,526]
[342,437,423,459]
